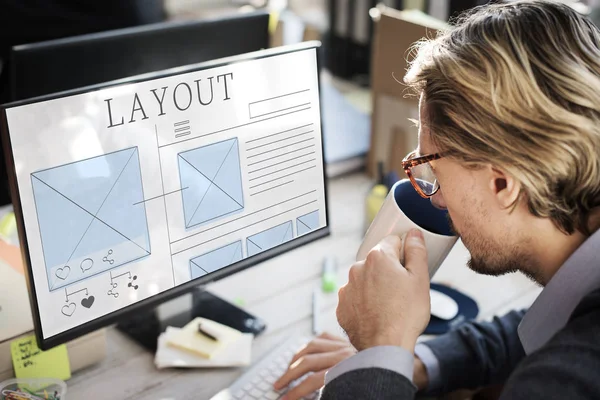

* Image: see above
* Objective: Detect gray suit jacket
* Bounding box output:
[320,287,600,399]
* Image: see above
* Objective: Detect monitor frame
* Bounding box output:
[0,41,330,350]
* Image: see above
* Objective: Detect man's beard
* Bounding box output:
[446,214,541,282]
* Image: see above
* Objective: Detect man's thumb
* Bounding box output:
[403,229,428,277]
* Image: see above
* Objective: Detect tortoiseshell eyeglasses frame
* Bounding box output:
[401,150,443,198]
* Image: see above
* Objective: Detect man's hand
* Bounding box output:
[336,229,431,353]
[273,332,356,400]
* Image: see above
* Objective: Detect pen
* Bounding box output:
[312,288,321,335]
[197,323,219,341]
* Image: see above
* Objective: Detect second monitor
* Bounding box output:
[9,10,271,102]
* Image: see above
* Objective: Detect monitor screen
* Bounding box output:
[0,42,329,349]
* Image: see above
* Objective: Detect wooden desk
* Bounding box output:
[66,172,541,399]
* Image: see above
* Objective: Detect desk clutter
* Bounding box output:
[0,378,66,400]
[155,318,253,369]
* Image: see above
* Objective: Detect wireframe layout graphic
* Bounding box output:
[296,210,319,236]
[178,138,244,229]
[30,147,150,291]
[189,240,243,279]
[247,221,294,257]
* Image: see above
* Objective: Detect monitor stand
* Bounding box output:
[116,287,267,351]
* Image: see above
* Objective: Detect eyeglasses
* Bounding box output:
[401,150,443,198]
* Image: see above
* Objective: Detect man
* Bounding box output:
[274,0,600,398]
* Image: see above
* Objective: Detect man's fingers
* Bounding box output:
[281,370,326,400]
[288,338,349,366]
[274,351,350,390]
[370,235,403,263]
[317,332,348,343]
[274,354,327,390]
[403,229,429,279]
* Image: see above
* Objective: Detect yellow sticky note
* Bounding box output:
[11,335,71,380]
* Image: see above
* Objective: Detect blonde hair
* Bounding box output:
[405,0,600,235]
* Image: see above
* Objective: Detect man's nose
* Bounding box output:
[430,190,447,210]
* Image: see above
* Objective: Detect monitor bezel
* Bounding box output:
[0,41,331,350]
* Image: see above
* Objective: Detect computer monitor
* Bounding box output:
[8,10,270,102]
[0,41,329,350]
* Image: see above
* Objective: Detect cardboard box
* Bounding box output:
[389,124,414,176]
[367,7,448,177]
[303,23,321,42]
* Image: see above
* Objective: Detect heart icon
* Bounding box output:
[55,266,71,280]
[61,302,76,317]
[81,296,95,309]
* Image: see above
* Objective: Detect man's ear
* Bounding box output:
[489,166,521,208]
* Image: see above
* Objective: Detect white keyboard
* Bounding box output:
[210,335,319,400]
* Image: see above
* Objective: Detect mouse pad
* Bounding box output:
[424,283,479,335]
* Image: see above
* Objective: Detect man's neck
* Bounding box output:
[529,220,588,285]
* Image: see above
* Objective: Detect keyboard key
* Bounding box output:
[265,391,281,400]
[268,364,281,373]
[210,337,317,400]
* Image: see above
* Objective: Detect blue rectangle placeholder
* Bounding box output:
[246,221,294,257]
[178,138,244,229]
[190,240,243,279]
[30,147,150,291]
[296,210,319,236]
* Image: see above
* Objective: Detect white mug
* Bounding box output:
[357,179,458,278]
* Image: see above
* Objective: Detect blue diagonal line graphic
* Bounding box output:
[185,139,242,225]
[34,150,149,289]
[281,222,292,243]
[228,242,242,265]
[179,156,214,226]
[191,258,209,274]
[298,217,312,231]
[247,238,262,250]
[61,149,138,265]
